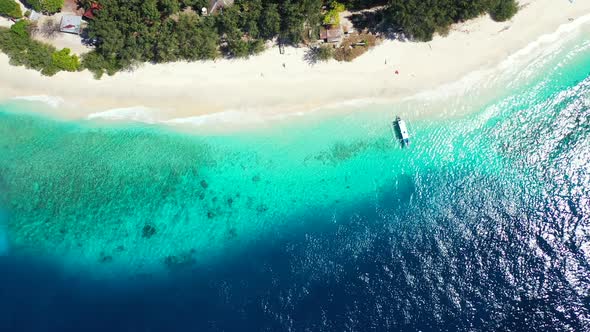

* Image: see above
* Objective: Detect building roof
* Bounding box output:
[320,27,343,43]
[60,15,82,34]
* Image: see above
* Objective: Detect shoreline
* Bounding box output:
[0,0,589,129]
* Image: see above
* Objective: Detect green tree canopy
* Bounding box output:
[0,0,22,18]
[0,21,58,75]
[1,0,520,77]
[323,1,345,26]
[490,0,518,22]
[259,3,280,38]
[10,19,29,37]
[385,0,519,41]
[51,48,81,71]
[25,0,64,14]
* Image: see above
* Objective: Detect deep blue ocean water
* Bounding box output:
[1,23,590,332]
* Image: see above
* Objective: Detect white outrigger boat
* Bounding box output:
[393,116,410,147]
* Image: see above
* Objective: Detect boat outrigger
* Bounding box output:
[393,116,410,147]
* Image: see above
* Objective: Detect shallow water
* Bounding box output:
[0,24,589,331]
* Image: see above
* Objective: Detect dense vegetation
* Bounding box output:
[0,21,80,75]
[24,0,64,14]
[0,0,22,18]
[386,0,519,41]
[0,0,519,77]
[80,0,518,76]
[80,0,330,77]
[490,0,518,22]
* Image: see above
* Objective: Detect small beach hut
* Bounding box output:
[59,15,82,34]
[320,27,343,43]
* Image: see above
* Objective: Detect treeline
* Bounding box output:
[81,0,330,77]
[386,0,518,41]
[0,0,519,77]
[81,0,518,76]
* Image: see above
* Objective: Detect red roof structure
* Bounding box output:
[84,3,102,19]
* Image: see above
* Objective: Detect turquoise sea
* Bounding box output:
[0,23,589,331]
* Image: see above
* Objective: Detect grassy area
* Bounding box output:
[333,33,378,62]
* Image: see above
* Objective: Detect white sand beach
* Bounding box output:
[0,0,589,125]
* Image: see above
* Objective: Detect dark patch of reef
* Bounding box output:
[142,224,157,239]
[163,250,197,271]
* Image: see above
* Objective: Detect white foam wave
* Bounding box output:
[403,69,489,101]
[498,13,590,71]
[164,110,265,126]
[405,13,590,102]
[85,104,312,128]
[305,97,403,115]
[11,95,64,108]
[164,108,310,127]
[87,106,159,124]
[83,14,590,128]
